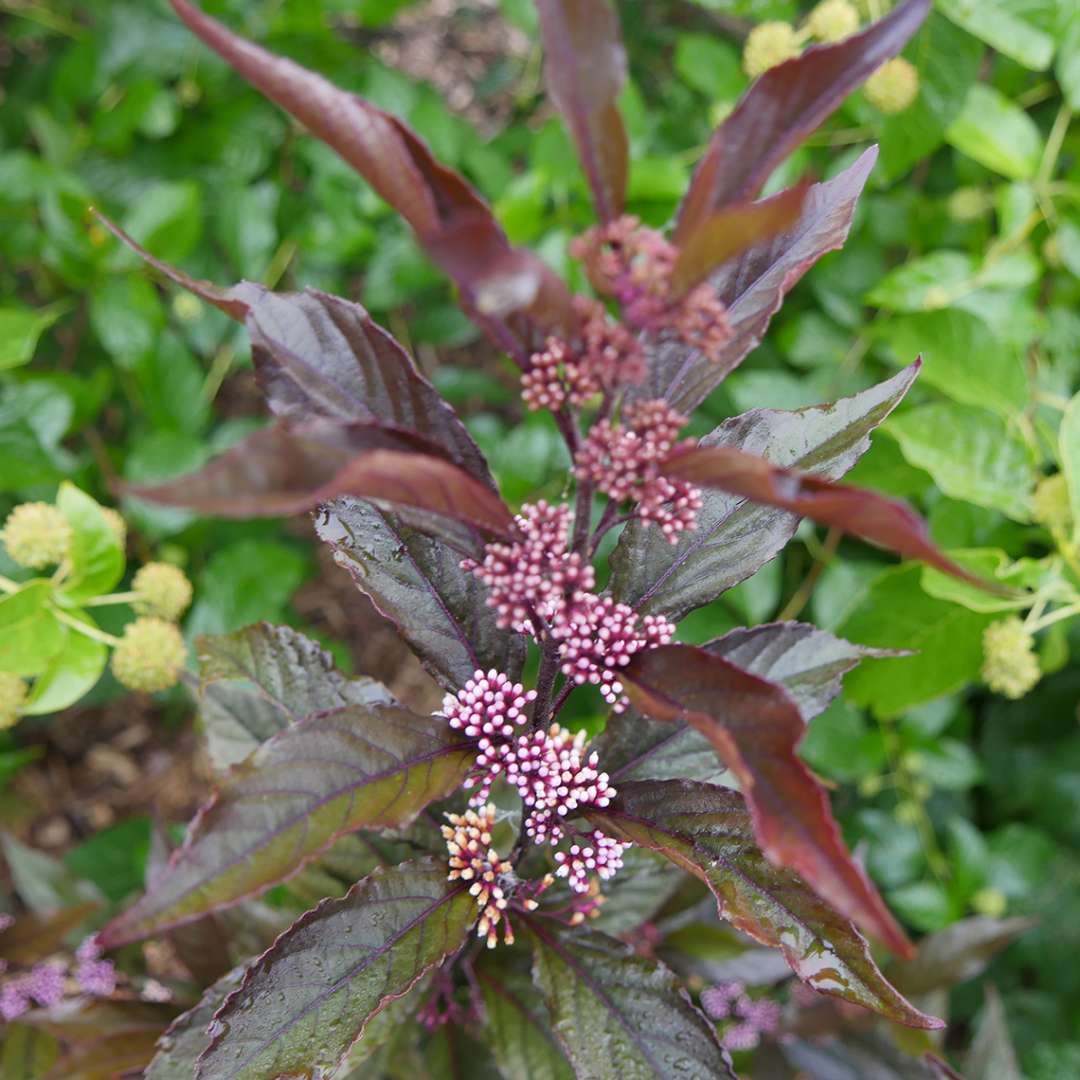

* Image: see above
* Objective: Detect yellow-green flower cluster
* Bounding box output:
[110,618,187,693]
[1,503,71,569]
[132,562,193,622]
[981,617,1040,700]
[0,673,28,730]
[1031,473,1072,533]
[864,57,919,114]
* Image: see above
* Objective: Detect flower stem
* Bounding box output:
[51,608,122,647]
[82,591,140,607]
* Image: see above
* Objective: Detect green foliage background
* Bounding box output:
[3,0,1080,1072]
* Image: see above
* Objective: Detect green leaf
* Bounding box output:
[867,251,976,312]
[839,565,995,717]
[100,705,472,946]
[528,919,737,1080]
[194,859,476,1080]
[1058,13,1080,109]
[144,968,245,1080]
[673,33,744,101]
[888,403,1034,519]
[0,833,101,911]
[0,303,67,370]
[879,309,1028,416]
[116,180,203,264]
[967,985,1023,1080]
[56,482,125,602]
[946,84,1042,180]
[0,581,67,677]
[1059,390,1080,528]
[611,365,920,620]
[800,698,888,783]
[22,626,107,716]
[196,622,394,769]
[589,780,942,1027]
[0,1024,60,1080]
[88,274,165,365]
[938,0,1054,70]
[480,969,574,1080]
[921,549,1050,613]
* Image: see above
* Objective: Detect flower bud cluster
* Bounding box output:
[742,22,800,78]
[0,672,28,731]
[981,617,1041,700]
[554,830,627,893]
[552,593,674,711]
[701,980,781,1051]
[462,502,594,631]
[1,502,71,569]
[110,617,187,693]
[132,562,193,621]
[570,217,731,363]
[575,399,703,542]
[0,930,116,1022]
[442,805,520,948]
[864,57,919,115]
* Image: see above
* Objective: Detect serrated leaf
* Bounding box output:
[317,496,526,690]
[126,418,514,545]
[589,780,941,1028]
[661,440,993,593]
[536,0,628,223]
[612,364,919,620]
[480,969,575,1080]
[196,622,394,769]
[676,0,929,233]
[622,643,911,956]
[921,549,1047,614]
[195,858,475,1080]
[144,968,245,1080]
[100,705,471,946]
[528,919,737,1080]
[640,149,877,415]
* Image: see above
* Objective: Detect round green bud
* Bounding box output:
[1031,472,1071,532]
[947,186,993,222]
[743,22,800,79]
[858,774,884,798]
[171,293,203,322]
[132,562,193,621]
[1,502,72,569]
[981,617,1040,700]
[111,617,187,693]
[911,780,932,802]
[100,506,128,550]
[0,672,28,730]
[970,887,1007,919]
[864,57,919,114]
[1043,234,1063,268]
[894,800,921,826]
[900,750,924,775]
[807,0,859,43]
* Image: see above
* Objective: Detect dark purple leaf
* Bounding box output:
[621,643,912,957]
[662,441,998,592]
[168,0,574,346]
[527,919,738,1080]
[196,622,395,769]
[99,705,472,947]
[612,363,920,619]
[639,149,877,413]
[589,780,941,1028]
[536,0,628,223]
[671,180,810,296]
[125,418,514,541]
[317,496,527,690]
[676,0,931,233]
[891,916,1035,996]
[195,859,475,1080]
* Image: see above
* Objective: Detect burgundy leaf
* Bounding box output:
[676,0,931,236]
[124,419,514,540]
[589,780,942,1028]
[621,643,912,957]
[639,148,877,413]
[168,0,574,346]
[670,180,811,297]
[536,0,629,223]
[662,442,998,590]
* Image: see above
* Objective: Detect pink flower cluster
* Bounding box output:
[701,980,782,1051]
[575,399,703,542]
[554,831,627,892]
[0,933,116,1021]
[522,298,646,413]
[462,502,594,632]
[570,215,731,362]
[552,593,674,709]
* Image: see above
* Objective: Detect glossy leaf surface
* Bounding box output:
[100,705,471,945]
[612,364,919,618]
[195,859,475,1080]
[589,780,940,1027]
[622,643,912,956]
[528,919,737,1080]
